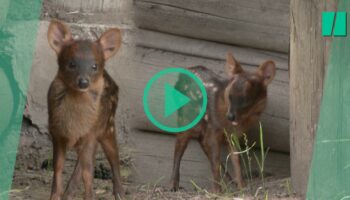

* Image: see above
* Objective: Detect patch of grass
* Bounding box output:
[264,189,269,200]
[189,122,270,199]
[139,176,164,194]
[225,122,270,196]
[252,122,270,190]
[190,179,242,199]
[285,179,292,196]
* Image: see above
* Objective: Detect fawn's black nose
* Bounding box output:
[227,113,236,121]
[78,78,89,89]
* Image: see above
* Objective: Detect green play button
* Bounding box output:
[143,68,207,133]
[164,83,190,117]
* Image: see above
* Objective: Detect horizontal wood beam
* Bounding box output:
[137,30,289,71]
[135,0,290,52]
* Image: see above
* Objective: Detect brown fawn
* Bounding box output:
[170,52,276,192]
[47,20,124,200]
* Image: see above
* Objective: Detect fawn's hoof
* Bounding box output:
[50,194,62,200]
[211,188,222,194]
[170,186,185,192]
[62,194,74,200]
[115,193,126,200]
[236,179,246,189]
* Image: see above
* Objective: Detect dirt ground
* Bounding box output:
[10,167,300,200]
[9,119,300,200]
[10,173,299,200]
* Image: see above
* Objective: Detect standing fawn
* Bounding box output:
[170,52,276,192]
[47,20,124,200]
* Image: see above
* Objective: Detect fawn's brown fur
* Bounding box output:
[47,20,124,200]
[170,52,276,192]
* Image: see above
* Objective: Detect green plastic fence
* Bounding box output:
[0,0,42,199]
[307,1,350,199]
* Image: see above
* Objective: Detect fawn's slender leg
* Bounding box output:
[78,136,97,200]
[170,132,191,191]
[50,138,67,200]
[63,158,82,200]
[99,130,125,200]
[227,145,244,189]
[199,132,222,193]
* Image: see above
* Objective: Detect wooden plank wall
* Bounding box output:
[47,0,291,152]
[50,0,119,12]
[135,0,290,53]
[134,1,290,153]
[131,31,289,152]
[46,0,133,25]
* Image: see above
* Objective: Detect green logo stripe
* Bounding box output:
[322,12,336,36]
[0,0,42,199]
[322,11,347,37]
[334,12,347,36]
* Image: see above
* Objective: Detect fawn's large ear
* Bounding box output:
[258,60,276,86]
[226,52,243,76]
[47,20,72,54]
[98,28,121,60]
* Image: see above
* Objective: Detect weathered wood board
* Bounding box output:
[130,129,291,190]
[43,0,133,25]
[137,30,289,71]
[290,0,327,196]
[135,0,290,53]
[49,0,120,12]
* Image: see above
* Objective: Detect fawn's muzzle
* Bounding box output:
[78,78,89,89]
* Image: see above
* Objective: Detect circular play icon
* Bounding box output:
[143,68,207,133]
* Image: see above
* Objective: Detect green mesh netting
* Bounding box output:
[0,0,42,199]
[307,1,350,199]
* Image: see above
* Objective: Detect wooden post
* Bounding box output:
[289,0,328,196]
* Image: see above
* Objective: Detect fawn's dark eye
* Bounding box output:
[68,61,76,70]
[92,64,98,71]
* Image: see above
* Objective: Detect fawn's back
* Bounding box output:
[179,53,276,136]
